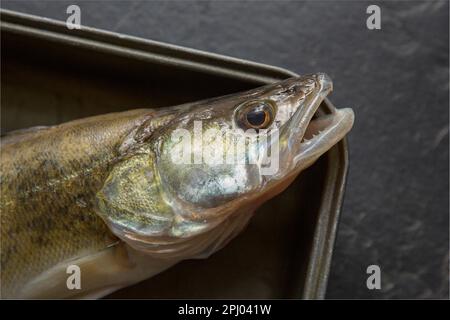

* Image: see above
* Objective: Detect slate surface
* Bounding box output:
[1,0,448,299]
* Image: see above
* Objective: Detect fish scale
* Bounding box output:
[1,109,155,297]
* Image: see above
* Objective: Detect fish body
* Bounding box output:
[0,74,354,298]
[1,109,156,297]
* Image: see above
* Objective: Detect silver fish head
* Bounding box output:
[96,73,354,258]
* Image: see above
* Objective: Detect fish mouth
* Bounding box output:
[282,73,354,168]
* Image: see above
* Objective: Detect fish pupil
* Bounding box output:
[246,110,266,127]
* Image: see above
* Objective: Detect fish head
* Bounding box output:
[96,73,354,258]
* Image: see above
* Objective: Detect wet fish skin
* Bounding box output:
[0,74,354,298]
[0,109,160,297]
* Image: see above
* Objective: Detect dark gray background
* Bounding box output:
[1,0,448,299]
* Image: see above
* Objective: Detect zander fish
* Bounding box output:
[0,74,354,298]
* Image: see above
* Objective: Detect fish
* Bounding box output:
[0,73,354,299]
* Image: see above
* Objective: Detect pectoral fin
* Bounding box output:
[17,242,178,299]
[18,242,132,299]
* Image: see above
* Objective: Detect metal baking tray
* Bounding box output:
[0,9,349,299]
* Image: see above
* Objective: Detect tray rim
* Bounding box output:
[0,8,349,299]
[0,9,297,84]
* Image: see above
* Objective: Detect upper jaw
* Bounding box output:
[281,73,334,147]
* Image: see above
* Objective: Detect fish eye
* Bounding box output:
[236,100,276,130]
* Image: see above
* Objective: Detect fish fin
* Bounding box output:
[17,242,176,299]
[17,243,132,299]
[1,126,52,145]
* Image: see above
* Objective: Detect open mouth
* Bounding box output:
[302,109,334,143]
[271,73,354,170]
[291,74,354,154]
[300,101,354,148]
[294,73,334,144]
[296,99,354,166]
